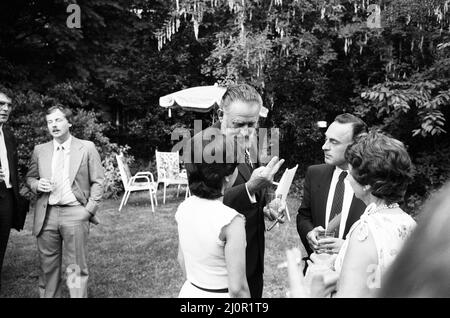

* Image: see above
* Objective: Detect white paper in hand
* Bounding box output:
[274,164,298,221]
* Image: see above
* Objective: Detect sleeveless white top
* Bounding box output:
[175,195,245,295]
[334,203,416,282]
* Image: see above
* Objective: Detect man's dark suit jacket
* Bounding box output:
[0,128,28,231]
[223,161,266,281]
[195,123,266,294]
[296,164,365,256]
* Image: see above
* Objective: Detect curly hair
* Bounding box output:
[345,131,413,205]
[185,132,239,200]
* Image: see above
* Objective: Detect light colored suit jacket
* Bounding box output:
[26,136,105,236]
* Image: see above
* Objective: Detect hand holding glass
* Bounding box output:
[265,193,286,231]
[316,230,336,254]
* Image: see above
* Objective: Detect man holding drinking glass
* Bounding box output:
[296,114,367,262]
[26,105,104,297]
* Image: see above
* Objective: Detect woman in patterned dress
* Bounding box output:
[289,131,417,297]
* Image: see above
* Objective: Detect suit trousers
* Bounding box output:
[0,189,14,286]
[247,271,263,298]
[37,205,90,298]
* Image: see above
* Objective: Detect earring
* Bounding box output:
[363,185,370,191]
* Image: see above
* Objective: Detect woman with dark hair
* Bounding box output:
[329,131,416,297]
[289,131,417,297]
[288,175,450,298]
[175,132,250,298]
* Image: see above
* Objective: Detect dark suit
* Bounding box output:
[223,161,266,298]
[296,164,365,256]
[0,128,28,284]
[198,122,266,298]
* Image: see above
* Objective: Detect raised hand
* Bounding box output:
[246,156,285,195]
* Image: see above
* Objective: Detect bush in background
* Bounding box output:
[4,87,131,199]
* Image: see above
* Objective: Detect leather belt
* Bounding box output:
[48,204,71,208]
[190,282,228,293]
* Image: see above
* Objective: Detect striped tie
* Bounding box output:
[49,146,65,205]
[244,149,253,168]
[329,171,347,236]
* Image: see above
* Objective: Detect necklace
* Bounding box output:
[366,202,400,215]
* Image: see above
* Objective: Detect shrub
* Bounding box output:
[4,87,131,199]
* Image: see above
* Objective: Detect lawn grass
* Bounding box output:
[1,188,305,298]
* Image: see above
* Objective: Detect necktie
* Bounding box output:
[49,146,65,204]
[244,149,253,168]
[329,171,347,236]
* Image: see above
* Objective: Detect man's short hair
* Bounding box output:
[46,105,73,123]
[219,83,263,112]
[334,113,368,141]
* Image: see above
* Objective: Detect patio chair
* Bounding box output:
[116,153,158,212]
[155,150,190,204]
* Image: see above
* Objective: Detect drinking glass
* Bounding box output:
[316,229,336,254]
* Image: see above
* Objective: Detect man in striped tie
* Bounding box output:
[296,114,367,264]
[26,105,104,298]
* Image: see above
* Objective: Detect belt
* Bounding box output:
[190,282,228,293]
[48,204,79,208]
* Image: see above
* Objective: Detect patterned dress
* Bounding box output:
[334,202,416,290]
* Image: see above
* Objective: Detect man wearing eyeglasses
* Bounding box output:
[0,91,28,291]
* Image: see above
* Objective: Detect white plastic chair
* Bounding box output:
[116,153,158,212]
[155,150,190,204]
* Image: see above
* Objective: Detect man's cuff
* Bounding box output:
[245,183,257,203]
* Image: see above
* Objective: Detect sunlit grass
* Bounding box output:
[1,188,304,298]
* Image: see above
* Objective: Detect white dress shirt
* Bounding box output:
[48,136,79,206]
[324,166,354,239]
[244,149,256,203]
[0,126,12,188]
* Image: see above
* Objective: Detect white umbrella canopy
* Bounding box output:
[159,84,268,118]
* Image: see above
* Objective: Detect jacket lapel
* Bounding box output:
[4,130,15,179]
[344,195,366,236]
[316,165,334,227]
[69,137,84,184]
[237,163,252,182]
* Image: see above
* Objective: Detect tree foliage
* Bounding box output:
[1,0,449,206]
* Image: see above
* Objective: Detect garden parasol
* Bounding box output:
[159,84,268,118]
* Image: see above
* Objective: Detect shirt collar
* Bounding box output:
[334,166,348,177]
[53,135,72,152]
[335,166,344,174]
